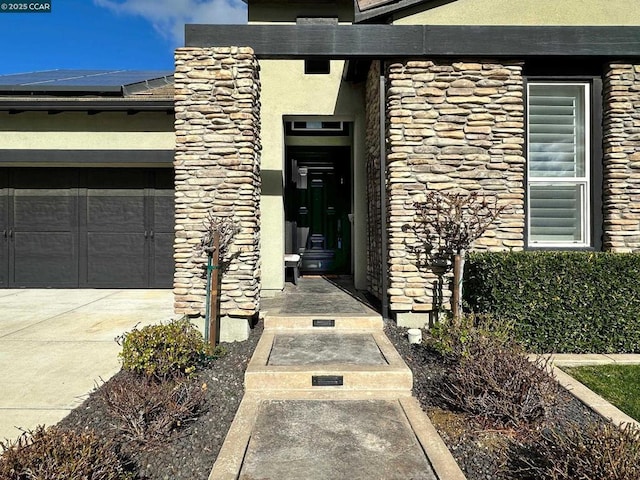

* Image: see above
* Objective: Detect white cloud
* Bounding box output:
[94,0,247,46]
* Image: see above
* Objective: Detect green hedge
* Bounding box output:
[463,251,640,353]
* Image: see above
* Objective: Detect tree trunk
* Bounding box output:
[208,231,220,347]
[452,250,465,319]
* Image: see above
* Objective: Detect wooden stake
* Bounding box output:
[209,231,220,347]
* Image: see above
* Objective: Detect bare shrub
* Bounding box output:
[403,191,507,265]
[426,312,515,360]
[438,340,560,430]
[196,211,239,260]
[0,425,133,479]
[511,421,640,479]
[99,372,207,446]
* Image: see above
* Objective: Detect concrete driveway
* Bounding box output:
[0,289,175,442]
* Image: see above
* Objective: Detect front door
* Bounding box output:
[286,146,351,274]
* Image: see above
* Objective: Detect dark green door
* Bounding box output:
[286,146,351,274]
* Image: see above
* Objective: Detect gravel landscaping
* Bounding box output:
[384,320,604,480]
[3,314,622,480]
[56,320,263,480]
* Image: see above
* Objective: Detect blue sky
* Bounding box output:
[0,0,248,74]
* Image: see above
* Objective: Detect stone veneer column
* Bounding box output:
[174,47,261,341]
[386,60,525,326]
[603,63,640,252]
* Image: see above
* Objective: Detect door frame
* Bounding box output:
[283,116,355,277]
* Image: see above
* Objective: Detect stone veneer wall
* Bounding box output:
[174,47,261,324]
[365,61,383,300]
[603,63,640,251]
[386,60,525,314]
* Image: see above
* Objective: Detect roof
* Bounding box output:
[0,69,174,95]
[355,0,435,23]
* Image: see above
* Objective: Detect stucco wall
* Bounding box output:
[393,0,640,25]
[258,59,367,293]
[0,111,173,151]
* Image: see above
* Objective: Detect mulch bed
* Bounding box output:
[7,316,605,479]
[57,320,263,480]
[384,320,602,480]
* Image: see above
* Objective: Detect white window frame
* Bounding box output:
[526,82,591,248]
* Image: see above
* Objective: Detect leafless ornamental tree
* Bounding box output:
[403,191,506,319]
[196,211,239,346]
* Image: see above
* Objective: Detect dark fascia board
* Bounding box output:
[0,149,174,165]
[185,24,640,58]
[0,99,174,112]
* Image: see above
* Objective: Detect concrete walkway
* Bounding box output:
[210,277,465,480]
[0,289,175,442]
[213,277,640,479]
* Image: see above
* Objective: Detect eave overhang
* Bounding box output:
[0,98,175,113]
[354,0,430,23]
[186,24,640,59]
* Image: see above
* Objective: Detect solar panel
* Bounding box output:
[0,69,174,91]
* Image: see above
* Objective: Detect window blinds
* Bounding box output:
[527,84,589,245]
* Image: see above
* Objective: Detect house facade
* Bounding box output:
[0,70,175,289]
[7,3,633,342]
[174,0,640,340]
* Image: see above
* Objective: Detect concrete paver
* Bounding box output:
[269,333,386,366]
[211,277,466,480]
[261,277,376,316]
[239,399,436,480]
[0,289,175,442]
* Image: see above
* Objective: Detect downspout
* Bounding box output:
[379,61,389,320]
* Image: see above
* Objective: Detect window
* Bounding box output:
[527,82,591,247]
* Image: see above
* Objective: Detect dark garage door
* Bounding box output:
[0,168,174,288]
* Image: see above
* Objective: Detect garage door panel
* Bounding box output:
[154,169,174,233]
[151,232,174,287]
[13,232,77,286]
[0,171,8,287]
[12,168,77,189]
[87,192,146,233]
[10,168,78,285]
[153,191,174,233]
[86,169,147,189]
[87,233,147,286]
[1,168,174,289]
[150,170,174,288]
[13,193,77,231]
